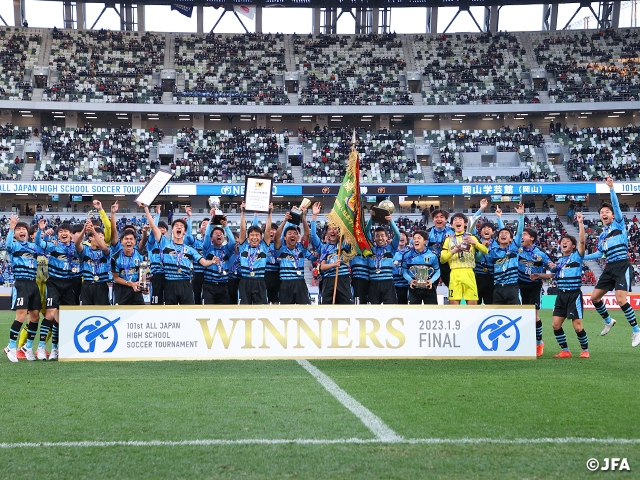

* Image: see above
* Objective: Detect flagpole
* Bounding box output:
[332,234,343,304]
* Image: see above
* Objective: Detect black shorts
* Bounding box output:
[12,279,42,311]
[265,271,280,304]
[227,277,240,305]
[553,290,583,319]
[46,277,77,309]
[408,285,437,305]
[150,273,165,305]
[112,283,145,305]
[493,284,521,305]
[519,282,542,309]
[279,279,310,305]
[239,277,267,305]
[351,277,369,303]
[203,282,231,305]
[321,275,353,305]
[72,275,82,305]
[164,279,194,305]
[368,279,397,304]
[595,259,633,292]
[395,285,408,305]
[476,273,494,305]
[80,282,110,306]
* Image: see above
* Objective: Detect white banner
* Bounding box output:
[0,182,195,196]
[582,294,640,310]
[59,305,536,361]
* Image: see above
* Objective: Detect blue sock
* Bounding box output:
[52,344,58,349]
[38,340,46,347]
[25,339,33,349]
[593,301,611,323]
[9,339,16,349]
[620,303,639,332]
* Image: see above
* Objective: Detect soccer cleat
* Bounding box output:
[16,348,26,360]
[536,342,544,357]
[36,345,48,360]
[579,351,590,359]
[6,347,18,363]
[632,331,640,348]
[3,345,9,355]
[600,319,616,336]
[48,347,58,361]
[553,350,572,358]
[20,346,36,361]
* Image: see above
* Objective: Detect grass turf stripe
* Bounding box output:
[2,437,640,449]
[297,359,403,441]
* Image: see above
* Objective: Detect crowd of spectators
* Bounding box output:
[0,31,40,100]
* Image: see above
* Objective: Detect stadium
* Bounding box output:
[0,0,639,477]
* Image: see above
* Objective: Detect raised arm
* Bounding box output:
[5,215,18,251]
[274,213,290,250]
[138,224,149,252]
[109,201,119,246]
[473,198,488,221]
[300,206,310,244]
[239,202,247,244]
[389,219,401,250]
[513,203,525,245]
[495,205,505,230]
[264,203,274,246]
[310,202,322,250]
[74,222,88,253]
[95,200,112,244]
[183,206,195,245]
[576,211,586,256]
[141,204,162,242]
[34,217,47,250]
[605,177,624,223]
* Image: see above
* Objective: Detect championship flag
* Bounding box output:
[234,5,256,20]
[171,2,194,17]
[326,134,373,258]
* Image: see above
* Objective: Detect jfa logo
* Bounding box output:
[73,316,121,353]
[476,315,521,351]
[586,458,630,471]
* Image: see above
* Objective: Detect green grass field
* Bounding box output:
[0,309,638,479]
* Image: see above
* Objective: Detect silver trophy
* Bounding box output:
[208,196,226,224]
[138,261,150,294]
[410,265,435,289]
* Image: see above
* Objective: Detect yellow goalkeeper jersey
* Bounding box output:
[440,233,488,269]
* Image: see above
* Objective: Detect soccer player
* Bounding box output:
[589,177,640,347]
[146,205,168,305]
[365,213,401,304]
[392,230,410,304]
[111,228,147,305]
[440,213,489,305]
[264,221,281,305]
[274,211,315,304]
[474,221,498,305]
[517,221,555,356]
[483,206,525,307]
[202,211,236,305]
[310,204,353,305]
[74,220,111,306]
[70,224,84,305]
[531,212,590,358]
[143,205,215,305]
[4,216,45,362]
[402,230,441,305]
[237,201,274,305]
[185,206,209,305]
[39,221,78,360]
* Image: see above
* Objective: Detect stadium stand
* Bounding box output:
[47,28,165,103]
[0,29,40,101]
[532,28,640,103]
[173,33,289,105]
[293,33,412,106]
[413,32,537,105]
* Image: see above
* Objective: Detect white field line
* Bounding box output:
[297,359,403,441]
[2,437,640,449]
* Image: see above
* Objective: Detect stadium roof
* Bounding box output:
[35,0,584,7]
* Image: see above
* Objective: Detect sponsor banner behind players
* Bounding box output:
[59,305,536,360]
[582,294,640,310]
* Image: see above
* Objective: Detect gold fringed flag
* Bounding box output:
[326,139,373,259]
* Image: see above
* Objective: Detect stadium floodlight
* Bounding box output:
[608,115,620,118]
[19,110,31,113]
[454,114,465,117]
[613,111,626,114]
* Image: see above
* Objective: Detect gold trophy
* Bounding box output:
[289,198,312,225]
[371,199,395,225]
[138,261,150,294]
[410,265,435,289]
